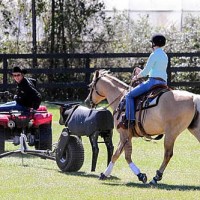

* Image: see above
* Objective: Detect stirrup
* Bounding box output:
[117,119,135,130]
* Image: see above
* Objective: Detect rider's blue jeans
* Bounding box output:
[125,78,166,121]
[0,101,28,112]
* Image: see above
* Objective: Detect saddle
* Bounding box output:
[117,84,171,139]
[135,84,169,111]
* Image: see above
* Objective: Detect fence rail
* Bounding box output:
[0,52,200,91]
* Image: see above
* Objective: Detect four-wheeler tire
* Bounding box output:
[35,123,52,150]
[0,126,5,154]
[56,135,84,172]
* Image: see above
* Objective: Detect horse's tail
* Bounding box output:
[188,94,200,129]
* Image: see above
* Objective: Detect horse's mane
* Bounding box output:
[98,70,129,89]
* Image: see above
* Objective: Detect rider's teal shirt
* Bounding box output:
[138,48,168,82]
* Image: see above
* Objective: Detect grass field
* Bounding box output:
[0,104,199,200]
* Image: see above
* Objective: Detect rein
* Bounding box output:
[89,76,105,107]
[93,77,105,98]
[104,89,126,110]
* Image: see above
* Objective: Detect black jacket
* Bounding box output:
[15,77,42,109]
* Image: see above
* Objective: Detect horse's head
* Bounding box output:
[85,70,107,108]
[58,102,80,125]
[59,106,68,125]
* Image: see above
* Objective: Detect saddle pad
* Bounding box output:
[135,89,168,111]
[116,86,170,116]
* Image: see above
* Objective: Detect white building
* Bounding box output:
[103,0,200,29]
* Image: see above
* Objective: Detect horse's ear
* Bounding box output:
[95,70,99,78]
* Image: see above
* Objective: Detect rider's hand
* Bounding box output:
[132,75,138,82]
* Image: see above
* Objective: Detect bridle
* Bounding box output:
[88,75,105,108]
[88,73,128,109]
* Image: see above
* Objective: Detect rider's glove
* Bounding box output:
[13,95,18,100]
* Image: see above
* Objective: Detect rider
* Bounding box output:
[118,33,168,129]
[0,66,42,112]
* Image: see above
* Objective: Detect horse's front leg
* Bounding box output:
[124,138,147,183]
[99,127,128,180]
[99,134,147,184]
[150,133,175,185]
[99,138,125,180]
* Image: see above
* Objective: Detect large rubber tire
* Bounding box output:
[0,126,5,154]
[56,135,84,172]
[35,123,52,150]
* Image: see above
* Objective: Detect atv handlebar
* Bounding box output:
[0,91,11,96]
[0,109,47,115]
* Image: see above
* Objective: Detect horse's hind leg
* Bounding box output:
[188,112,200,142]
[150,132,176,185]
[188,128,200,142]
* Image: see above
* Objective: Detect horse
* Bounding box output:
[56,102,114,172]
[85,69,200,185]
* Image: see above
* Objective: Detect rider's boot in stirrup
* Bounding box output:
[117,114,135,129]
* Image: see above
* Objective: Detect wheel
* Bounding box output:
[0,126,5,154]
[56,135,84,172]
[35,123,52,150]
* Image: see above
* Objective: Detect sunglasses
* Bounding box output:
[12,74,22,77]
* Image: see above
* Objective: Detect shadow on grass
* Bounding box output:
[58,171,120,180]
[0,152,57,171]
[0,152,48,159]
[102,181,200,191]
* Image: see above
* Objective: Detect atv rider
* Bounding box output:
[0,66,42,112]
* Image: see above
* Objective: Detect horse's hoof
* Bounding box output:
[149,179,157,185]
[137,173,147,184]
[99,173,107,180]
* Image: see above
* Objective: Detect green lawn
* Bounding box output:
[0,105,199,200]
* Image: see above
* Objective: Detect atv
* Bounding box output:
[0,105,53,154]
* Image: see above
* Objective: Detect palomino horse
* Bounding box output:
[85,69,200,184]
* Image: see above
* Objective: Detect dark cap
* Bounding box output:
[150,34,166,47]
[12,67,27,74]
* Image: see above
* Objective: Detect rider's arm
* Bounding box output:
[137,52,156,78]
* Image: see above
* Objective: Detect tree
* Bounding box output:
[38,0,115,100]
[42,0,114,54]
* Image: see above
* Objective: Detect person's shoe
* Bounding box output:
[128,120,135,129]
[117,114,127,129]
